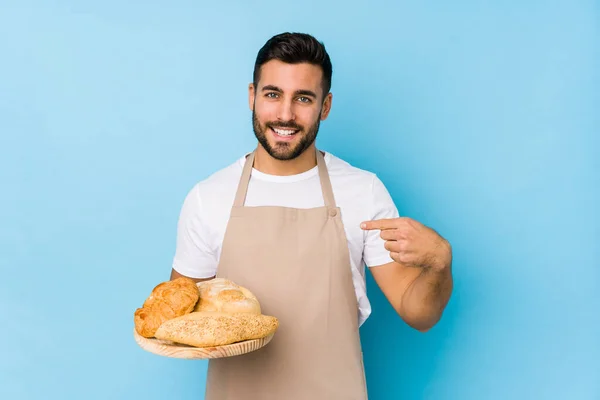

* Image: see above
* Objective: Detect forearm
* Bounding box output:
[400,264,453,332]
[364,217,454,331]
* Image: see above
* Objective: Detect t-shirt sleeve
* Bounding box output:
[363,174,400,268]
[171,185,218,279]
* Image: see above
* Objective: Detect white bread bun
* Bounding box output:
[193,278,261,315]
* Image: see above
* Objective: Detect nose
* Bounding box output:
[276,98,295,122]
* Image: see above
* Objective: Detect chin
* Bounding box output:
[268,145,301,161]
[253,122,317,161]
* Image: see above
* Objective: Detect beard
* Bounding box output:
[252,108,321,161]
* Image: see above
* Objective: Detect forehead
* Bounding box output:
[257,60,323,92]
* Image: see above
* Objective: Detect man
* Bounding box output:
[170,32,453,400]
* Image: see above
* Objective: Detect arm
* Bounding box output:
[169,185,218,283]
[362,218,453,332]
[369,248,452,332]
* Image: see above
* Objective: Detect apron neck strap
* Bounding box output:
[316,149,336,208]
[233,147,336,208]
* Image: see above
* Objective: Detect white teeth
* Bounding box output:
[273,128,297,136]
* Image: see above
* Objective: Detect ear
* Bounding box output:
[320,92,333,120]
[248,83,255,111]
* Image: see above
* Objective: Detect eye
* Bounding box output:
[297,96,311,103]
[265,92,279,99]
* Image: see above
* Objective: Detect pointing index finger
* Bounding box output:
[360,218,398,231]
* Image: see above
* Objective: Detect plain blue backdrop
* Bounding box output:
[1,1,598,399]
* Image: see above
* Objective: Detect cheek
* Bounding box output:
[296,108,321,126]
[254,103,278,123]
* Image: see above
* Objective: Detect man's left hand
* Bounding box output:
[361,217,452,272]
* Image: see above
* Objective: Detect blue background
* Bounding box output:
[1,1,598,399]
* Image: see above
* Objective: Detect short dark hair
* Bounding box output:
[253,32,333,96]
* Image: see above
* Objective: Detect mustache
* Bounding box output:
[266,121,303,130]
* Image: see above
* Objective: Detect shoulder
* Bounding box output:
[325,151,380,189]
[325,151,396,208]
[197,155,244,192]
[181,154,245,211]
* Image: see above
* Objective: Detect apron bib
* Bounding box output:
[204,148,368,400]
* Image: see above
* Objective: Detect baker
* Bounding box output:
[169,32,453,400]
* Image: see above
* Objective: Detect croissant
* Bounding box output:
[154,311,279,347]
[134,277,200,338]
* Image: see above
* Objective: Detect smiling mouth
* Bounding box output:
[270,126,300,138]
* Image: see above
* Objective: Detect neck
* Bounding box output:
[253,144,318,176]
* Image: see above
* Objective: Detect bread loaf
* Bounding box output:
[154,311,279,347]
[194,278,261,315]
[134,277,200,338]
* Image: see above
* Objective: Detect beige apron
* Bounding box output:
[205,148,368,400]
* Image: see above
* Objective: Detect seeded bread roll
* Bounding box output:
[134,277,200,338]
[194,278,261,315]
[154,311,279,347]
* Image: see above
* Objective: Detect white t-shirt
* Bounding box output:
[172,151,399,326]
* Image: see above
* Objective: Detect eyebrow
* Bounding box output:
[261,85,317,98]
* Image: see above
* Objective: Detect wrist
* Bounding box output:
[431,238,452,272]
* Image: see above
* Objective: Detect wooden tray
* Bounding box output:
[134,328,275,359]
